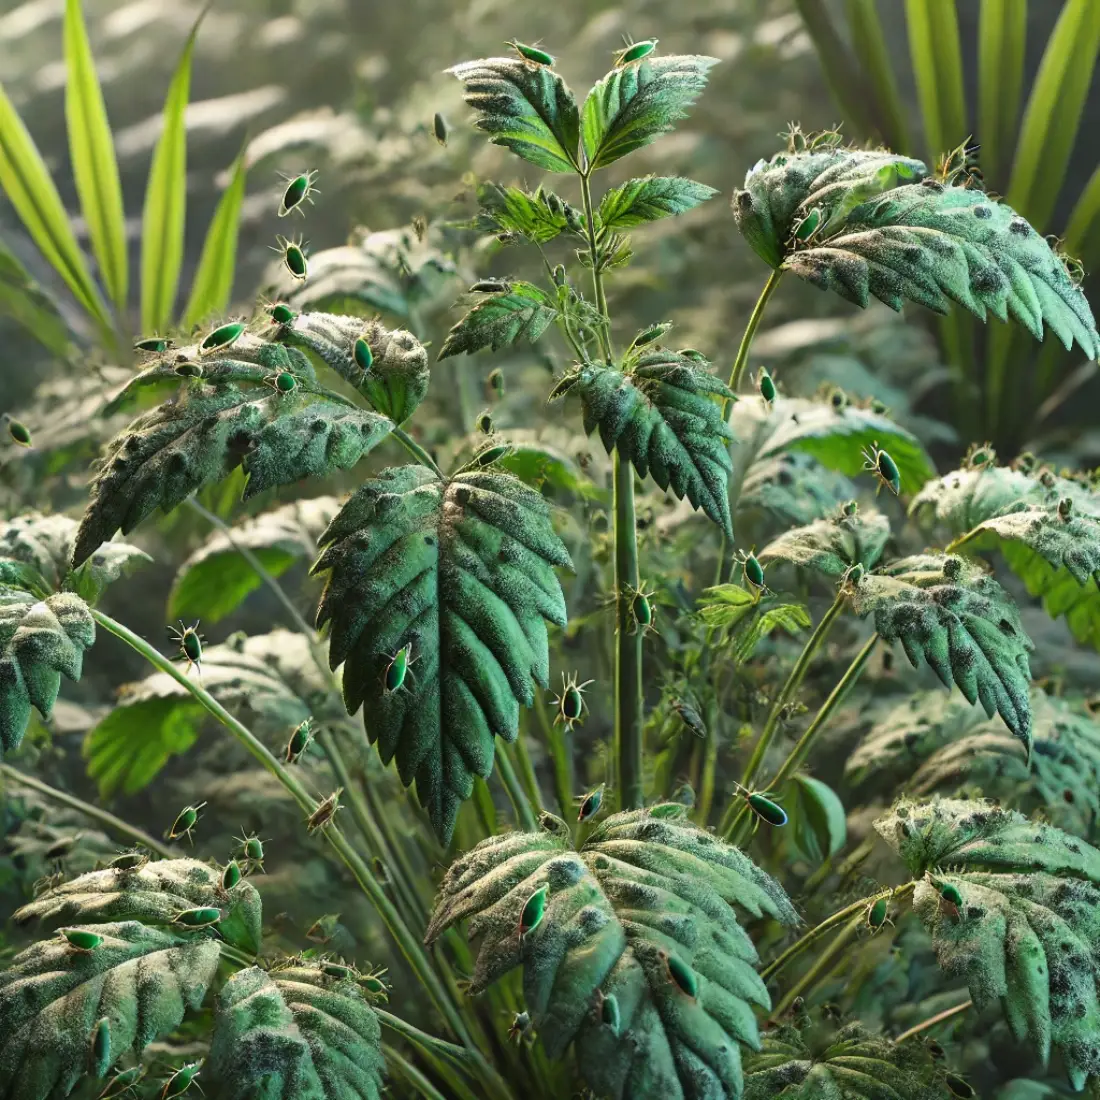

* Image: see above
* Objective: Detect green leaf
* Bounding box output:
[72,340,392,568]
[181,150,248,328]
[0,239,71,356]
[978,0,1027,186]
[281,312,430,424]
[170,497,340,623]
[311,464,571,843]
[493,433,601,500]
[759,504,890,578]
[745,397,935,496]
[851,552,1034,747]
[447,57,580,173]
[697,584,758,631]
[0,920,220,1100]
[581,55,719,172]
[141,8,204,333]
[556,352,735,533]
[910,460,1041,533]
[426,805,798,1100]
[0,81,112,336]
[438,282,557,360]
[15,856,262,954]
[744,1016,947,1099]
[733,143,927,268]
[597,176,717,230]
[472,182,575,244]
[207,964,385,1100]
[0,588,95,760]
[783,184,1100,360]
[84,629,328,797]
[904,0,967,163]
[739,453,859,528]
[63,0,127,316]
[732,603,812,663]
[787,775,847,863]
[0,512,149,605]
[875,797,1100,1089]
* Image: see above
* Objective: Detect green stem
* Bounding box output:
[771,917,862,1020]
[495,743,537,831]
[217,941,257,970]
[392,426,444,477]
[382,1046,449,1100]
[376,1008,471,1067]
[536,692,574,818]
[0,764,176,859]
[894,998,974,1043]
[512,725,544,812]
[579,172,612,364]
[726,268,783,401]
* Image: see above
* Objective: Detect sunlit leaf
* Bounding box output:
[759,504,890,578]
[597,176,717,230]
[438,282,557,360]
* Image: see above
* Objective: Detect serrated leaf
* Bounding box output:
[473,182,572,244]
[581,55,719,171]
[438,282,557,360]
[910,462,1042,533]
[447,57,580,173]
[169,497,340,622]
[733,145,927,268]
[73,342,393,568]
[852,552,1033,746]
[0,588,95,759]
[427,805,798,1100]
[787,775,847,863]
[876,797,1100,1088]
[744,1017,948,1099]
[84,630,328,797]
[739,452,859,528]
[733,603,812,663]
[493,434,601,499]
[784,184,1100,358]
[0,920,220,1100]
[15,857,263,955]
[558,352,735,533]
[759,506,890,578]
[207,964,385,1100]
[746,397,935,495]
[697,583,757,630]
[597,176,717,230]
[311,465,571,843]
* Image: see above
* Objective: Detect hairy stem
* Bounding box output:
[894,998,974,1042]
[771,916,862,1020]
[495,742,537,831]
[383,1046,450,1100]
[0,764,176,859]
[392,425,444,477]
[726,268,783,401]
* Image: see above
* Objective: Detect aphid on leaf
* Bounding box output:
[629,322,672,351]
[265,370,299,396]
[273,234,308,280]
[266,301,296,326]
[731,781,788,828]
[577,783,605,823]
[221,860,242,891]
[167,802,207,844]
[518,883,549,940]
[98,1066,145,1099]
[507,1010,531,1044]
[307,789,343,834]
[869,397,889,415]
[471,278,509,293]
[929,875,963,920]
[134,336,174,353]
[944,1072,976,1098]
[964,441,996,469]
[278,169,320,217]
[615,38,658,66]
[353,336,373,373]
[552,671,594,731]
[734,549,769,595]
[672,698,707,739]
[861,442,901,496]
[172,906,222,930]
[63,928,103,953]
[4,414,32,447]
[792,206,823,242]
[663,951,698,998]
[234,831,266,872]
[382,642,417,694]
[754,366,777,406]
[864,894,893,933]
[678,348,707,362]
[285,717,315,763]
[359,966,390,1000]
[160,1062,201,1099]
[168,620,205,674]
[90,1016,111,1077]
[487,367,505,397]
[476,410,494,434]
[432,112,449,145]
[198,321,245,356]
[508,39,555,66]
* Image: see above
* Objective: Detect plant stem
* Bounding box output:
[495,743,537,831]
[376,1008,471,1067]
[217,942,257,970]
[726,268,784,401]
[579,173,612,365]
[512,727,544,813]
[392,425,444,477]
[382,1046,449,1100]
[0,764,176,859]
[771,916,862,1019]
[894,998,974,1043]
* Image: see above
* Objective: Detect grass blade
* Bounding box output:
[64,0,127,317]
[140,7,206,334]
[1005,0,1100,232]
[0,83,112,336]
[181,149,248,328]
[1064,163,1100,266]
[978,0,1027,188]
[905,0,968,160]
[0,238,72,356]
[844,0,909,151]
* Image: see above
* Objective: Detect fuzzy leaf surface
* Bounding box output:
[447,57,580,172]
[732,603,811,663]
[875,797,1100,1088]
[438,282,557,359]
[427,805,798,1100]
[851,553,1033,746]
[738,453,859,528]
[556,353,735,533]
[473,182,575,244]
[758,506,890,578]
[73,343,392,567]
[0,588,94,759]
[784,185,1100,358]
[169,497,340,622]
[597,176,718,229]
[581,55,719,171]
[207,964,384,1100]
[0,920,219,1099]
[312,465,570,843]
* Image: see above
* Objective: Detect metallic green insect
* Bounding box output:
[382,642,417,695]
[864,894,893,933]
[273,234,308,280]
[159,1062,201,1099]
[508,39,554,66]
[625,583,659,637]
[168,620,205,674]
[755,366,777,406]
[552,671,594,731]
[731,781,788,827]
[167,802,207,844]
[221,860,242,891]
[108,849,148,871]
[172,906,222,929]
[735,549,768,595]
[64,928,104,953]
[198,321,246,356]
[359,965,390,1000]
[278,169,320,217]
[4,414,31,447]
[487,367,505,397]
[234,831,267,872]
[90,1017,111,1077]
[432,113,449,145]
[615,38,658,66]
[267,302,296,326]
[307,788,343,834]
[861,442,901,496]
[664,952,698,998]
[577,783,605,823]
[134,336,174,353]
[476,410,494,434]
[353,336,373,373]
[98,1066,145,1099]
[285,717,315,764]
[518,883,549,940]
[673,698,707,739]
